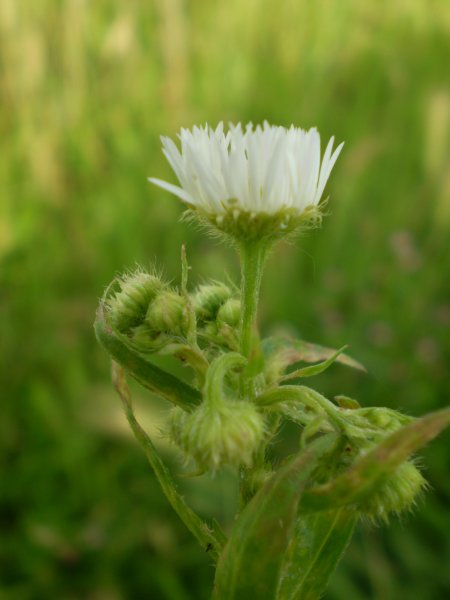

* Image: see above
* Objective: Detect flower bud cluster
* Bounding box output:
[107,270,187,351]
[193,283,241,351]
[106,270,241,356]
[193,282,232,322]
[168,400,265,471]
[107,270,164,333]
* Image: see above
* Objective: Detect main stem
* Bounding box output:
[239,240,268,398]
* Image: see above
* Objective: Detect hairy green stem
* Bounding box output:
[256,385,347,432]
[237,241,268,503]
[204,352,247,408]
[238,241,268,398]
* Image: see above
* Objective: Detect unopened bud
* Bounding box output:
[359,460,426,520]
[201,322,219,338]
[108,271,164,332]
[168,401,265,471]
[330,406,427,519]
[193,283,232,322]
[217,298,241,328]
[129,323,171,352]
[146,290,186,335]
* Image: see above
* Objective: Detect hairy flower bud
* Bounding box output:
[318,406,428,520]
[217,298,241,328]
[108,271,164,333]
[146,290,186,335]
[168,401,265,471]
[359,460,427,521]
[193,282,233,322]
[129,323,172,352]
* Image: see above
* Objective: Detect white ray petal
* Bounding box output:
[149,178,194,204]
[314,140,344,204]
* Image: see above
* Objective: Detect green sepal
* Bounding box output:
[184,204,321,244]
[213,433,339,600]
[95,302,201,411]
[300,407,450,512]
[278,509,357,600]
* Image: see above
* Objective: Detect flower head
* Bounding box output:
[149,122,343,241]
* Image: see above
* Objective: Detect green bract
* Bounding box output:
[186,204,323,244]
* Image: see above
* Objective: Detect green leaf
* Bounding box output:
[213,434,339,600]
[278,509,357,600]
[95,303,201,410]
[281,345,348,381]
[262,336,366,384]
[300,407,450,512]
[111,363,223,560]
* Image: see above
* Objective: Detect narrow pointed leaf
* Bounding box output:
[262,336,365,385]
[111,363,223,560]
[213,434,339,600]
[281,345,348,381]
[95,303,201,410]
[300,407,450,512]
[278,509,357,600]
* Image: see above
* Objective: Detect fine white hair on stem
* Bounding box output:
[149,122,343,217]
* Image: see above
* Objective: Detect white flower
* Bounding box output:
[149,121,343,240]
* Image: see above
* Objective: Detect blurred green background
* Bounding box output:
[1,0,449,598]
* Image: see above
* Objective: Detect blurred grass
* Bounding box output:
[1,0,449,598]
